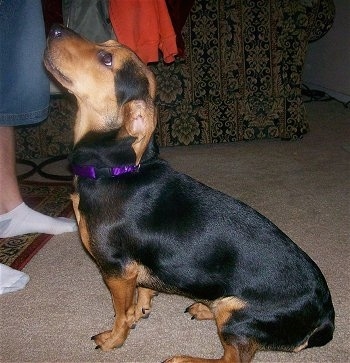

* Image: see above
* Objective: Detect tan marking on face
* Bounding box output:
[120,99,157,164]
[45,37,120,138]
[45,28,157,153]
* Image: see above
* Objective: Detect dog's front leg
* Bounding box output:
[92,265,138,351]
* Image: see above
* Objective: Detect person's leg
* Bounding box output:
[0,0,50,123]
[0,127,77,238]
[0,127,22,213]
[0,1,76,237]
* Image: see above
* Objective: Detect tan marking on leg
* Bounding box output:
[185,302,214,320]
[92,263,138,351]
[78,216,93,255]
[293,340,308,352]
[71,192,94,255]
[165,297,257,363]
[212,296,247,330]
[237,340,259,362]
[293,324,323,352]
[71,192,80,224]
[214,297,258,363]
[164,344,241,363]
[165,357,228,363]
[133,287,157,321]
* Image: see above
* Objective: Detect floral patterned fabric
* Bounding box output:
[16,96,75,159]
[151,0,335,146]
[16,0,335,158]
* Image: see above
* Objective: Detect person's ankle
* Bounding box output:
[0,200,23,215]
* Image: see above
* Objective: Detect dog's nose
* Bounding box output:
[49,24,65,38]
[48,24,82,41]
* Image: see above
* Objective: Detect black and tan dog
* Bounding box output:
[44,25,334,362]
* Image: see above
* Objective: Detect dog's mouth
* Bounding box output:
[44,50,72,86]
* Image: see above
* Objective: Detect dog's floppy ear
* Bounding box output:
[119,99,157,165]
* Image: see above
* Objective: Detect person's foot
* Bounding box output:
[0,202,77,238]
[0,263,30,294]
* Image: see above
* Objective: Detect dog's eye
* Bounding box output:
[98,51,112,67]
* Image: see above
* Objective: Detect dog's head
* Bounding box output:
[44,24,157,164]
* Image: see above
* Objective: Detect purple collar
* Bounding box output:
[71,164,139,179]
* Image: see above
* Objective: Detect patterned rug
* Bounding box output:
[0,181,73,270]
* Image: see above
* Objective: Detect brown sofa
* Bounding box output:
[16,0,335,158]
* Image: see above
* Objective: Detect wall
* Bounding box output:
[302,0,350,102]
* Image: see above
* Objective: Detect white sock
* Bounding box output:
[0,203,77,238]
[0,263,30,295]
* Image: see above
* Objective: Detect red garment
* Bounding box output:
[109,0,178,64]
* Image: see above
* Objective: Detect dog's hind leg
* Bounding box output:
[185,302,214,320]
[165,297,258,363]
[133,287,158,321]
[164,340,257,363]
[91,263,138,351]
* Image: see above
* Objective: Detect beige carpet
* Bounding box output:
[0,100,349,362]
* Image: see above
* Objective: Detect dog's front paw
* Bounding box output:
[91,330,124,351]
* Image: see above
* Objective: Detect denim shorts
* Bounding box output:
[0,0,50,126]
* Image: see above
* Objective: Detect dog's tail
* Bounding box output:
[307,318,335,348]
